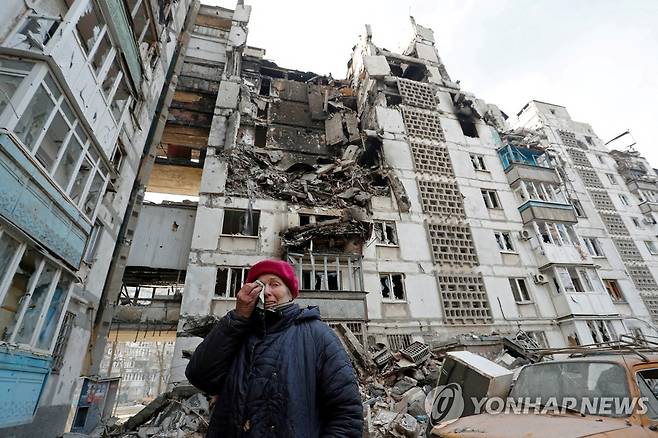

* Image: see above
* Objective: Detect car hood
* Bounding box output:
[431,412,634,438]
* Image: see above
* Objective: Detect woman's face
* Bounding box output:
[257,273,292,308]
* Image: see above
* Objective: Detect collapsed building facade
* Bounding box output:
[2,0,658,435]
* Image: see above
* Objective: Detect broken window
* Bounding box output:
[111,76,131,121]
[222,209,260,236]
[583,237,604,257]
[373,221,398,246]
[526,331,548,348]
[606,173,617,185]
[76,0,107,57]
[470,153,487,171]
[481,189,500,209]
[508,278,531,303]
[380,273,405,301]
[646,241,658,255]
[571,199,586,217]
[302,271,341,291]
[0,232,74,352]
[458,116,478,138]
[0,58,34,117]
[254,125,267,147]
[8,13,63,52]
[299,214,336,227]
[111,141,125,172]
[259,76,271,96]
[618,194,630,206]
[632,217,642,228]
[494,231,514,252]
[215,266,248,298]
[603,279,624,302]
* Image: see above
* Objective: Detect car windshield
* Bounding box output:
[510,361,631,417]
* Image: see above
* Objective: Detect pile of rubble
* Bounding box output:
[223,143,391,208]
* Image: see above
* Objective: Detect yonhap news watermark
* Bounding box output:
[426,383,648,424]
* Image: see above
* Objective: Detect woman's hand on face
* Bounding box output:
[235,282,262,319]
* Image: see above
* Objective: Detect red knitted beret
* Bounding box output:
[246,259,299,299]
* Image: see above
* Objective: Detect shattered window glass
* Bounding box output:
[222,209,260,236]
[14,261,57,345]
[14,84,56,150]
[82,165,108,217]
[374,221,398,246]
[111,77,131,121]
[7,15,61,51]
[0,247,39,342]
[380,274,405,301]
[215,267,247,297]
[36,274,72,350]
[76,0,106,55]
[35,112,70,172]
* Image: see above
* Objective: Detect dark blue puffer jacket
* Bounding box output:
[185,303,363,437]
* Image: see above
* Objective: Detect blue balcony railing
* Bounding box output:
[498,145,552,171]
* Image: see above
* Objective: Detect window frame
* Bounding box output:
[645,241,658,256]
[583,237,604,257]
[373,220,399,247]
[221,209,261,237]
[606,173,618,185]
[379,273,406,302]
[603,279,625,302]
[494,230,515,252]
[481,189,501,209]
[508,277,532,303]
[214,266,248,298]
[470,153,487,171]
[0,226,75,354]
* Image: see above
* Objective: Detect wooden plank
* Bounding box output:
[195,14,232,31]
[161,124,210,148]
[172,91,216,113]
[147,163,203,196]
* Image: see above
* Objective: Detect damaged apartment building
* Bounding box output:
[6,1,656,432]
[104,1,658,389]
[0,0,197,435]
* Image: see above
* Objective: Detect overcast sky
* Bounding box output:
[207,0,658,165]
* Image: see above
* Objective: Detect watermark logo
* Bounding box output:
[425,383,465,424]
[425,383,647,426]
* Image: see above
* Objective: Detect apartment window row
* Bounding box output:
[552,266,604,294]
[0,61,111,221]
[470,153,487,171]
[0,227,74,354]
[481,189,501,209]
[514,180,566,205]
[533,221,579,247]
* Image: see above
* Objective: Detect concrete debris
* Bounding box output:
[280,218,372,248]
[103,386,209,438]
[223,144,389,208]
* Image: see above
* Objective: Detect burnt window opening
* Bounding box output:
[254,125,267,147]
[358,137,381,167]
[387,62,427,81]
[215,266,248,298]
[458,117,478,138]
[256,102,267,118]
[301,270,340,291]
[222,209,260,236]
[380,273,405,301]
[300,214,311,226]
[374,220,398,246]
[259,76,271,96]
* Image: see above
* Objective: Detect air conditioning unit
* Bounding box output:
[533,274,548,284]
[519,230,532,240]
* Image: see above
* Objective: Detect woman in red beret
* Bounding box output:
[185,259,363,437]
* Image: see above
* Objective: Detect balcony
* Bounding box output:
[498,145,560,185]
[519,200,578,225]
[640,201,658,215]
[529,221,590,267]
[544,267,618,318]
[0,131,90,268]
[287,253,367,321]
